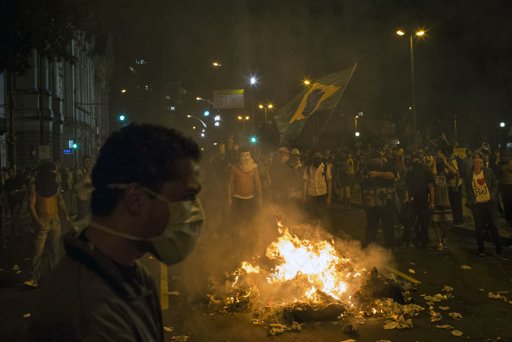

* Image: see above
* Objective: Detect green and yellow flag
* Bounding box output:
[274,66,356,144]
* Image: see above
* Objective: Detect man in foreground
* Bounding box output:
[27,124,204,341]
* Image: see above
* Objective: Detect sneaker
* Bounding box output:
[23,280,39,288]
[497,253,509,261]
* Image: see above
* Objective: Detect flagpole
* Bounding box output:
[315,63,358,144]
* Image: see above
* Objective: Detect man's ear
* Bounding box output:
[122,186,147,216]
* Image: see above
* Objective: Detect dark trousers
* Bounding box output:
[448,186,464,225]
[501,184,512,224]
[307,194,327,220]
[232,197,257,226]
[365,203,395,248]
[471,201,502,254]
[403,202,431,245]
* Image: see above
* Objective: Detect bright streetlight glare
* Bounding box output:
[355,131,360,137]
[120,89,127,93]
[214,122,220,127]
[214,115,221,121]
[416,30,425,37]
[245,116,250,120]
[500,122,506,127]
[268,103,273,109]
[192,126,196,130]
[119,115,126,121]
[303,79,311,86]
[203,110,210,117]
[200,133,205,138]
[250,75,257,85]
[187,115,192,118]
[396,30,405,36]
[212,61,222,67]
[258,104,264,109]
[195,97,202,101]
[237,115,243,120]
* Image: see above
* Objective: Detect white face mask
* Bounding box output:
[90,184,205,266]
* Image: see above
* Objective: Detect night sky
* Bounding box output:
[109,0,512,145]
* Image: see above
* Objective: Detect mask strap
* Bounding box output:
[89,221,144,242]
[107,183,170,203]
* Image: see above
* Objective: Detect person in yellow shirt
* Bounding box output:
[24,162,71,288]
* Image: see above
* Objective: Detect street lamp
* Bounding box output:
[303,79,311,86]
[186,114,207,128]
[396,28,427,151]
[212,61,222,67]
[237,115,250,131]
[258,103,274,122]
[500,122,506,128]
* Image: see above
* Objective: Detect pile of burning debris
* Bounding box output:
[207,221,419,335]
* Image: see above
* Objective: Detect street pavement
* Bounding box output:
[1,195,511,341]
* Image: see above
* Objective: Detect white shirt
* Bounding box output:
[472,170,490,203]
[303,163,331,196]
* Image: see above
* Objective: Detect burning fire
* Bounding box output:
[220,221,368,307]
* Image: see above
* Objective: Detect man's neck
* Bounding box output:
[84,217,144,266]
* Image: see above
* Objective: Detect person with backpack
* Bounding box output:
[361,151,397,248]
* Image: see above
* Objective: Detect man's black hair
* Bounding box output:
[91,123,200,216]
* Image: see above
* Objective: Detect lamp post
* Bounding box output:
[186,114,207,129]
[396,29,426,151]
[258,103,274,122]
[237,115,250,132]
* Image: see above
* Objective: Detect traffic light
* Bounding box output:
[72,142,79,149]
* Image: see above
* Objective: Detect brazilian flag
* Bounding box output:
[274,65,356,144]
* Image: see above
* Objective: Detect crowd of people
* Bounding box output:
[0,123,508,340]
[207,133,512,260]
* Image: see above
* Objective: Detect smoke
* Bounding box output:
[172,174,394,308]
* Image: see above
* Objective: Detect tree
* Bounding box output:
[0,0,109,74]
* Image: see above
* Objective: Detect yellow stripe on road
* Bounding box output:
[386,267,422,285]
[160,263,169,310]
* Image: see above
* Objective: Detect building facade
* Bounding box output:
[0,34,113,169]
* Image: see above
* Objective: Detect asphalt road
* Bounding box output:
[1,200,511,342]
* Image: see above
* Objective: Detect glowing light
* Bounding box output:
[396,30,405,36]
[355,131,360,137]
[268,103,273,109]
[212,61,222,67]
[204,110,210,117]
[303,79,311,86]
[500,122,506,128]
[250,75,257,85]
[119,115,126,121]
[416,30,425,37]
[237,115,243,120]
[245,116,250,120]
[196,97,202,101]
[200,133,205,138]
[258,104,264,109]
[120,89,127,93]
[214,122,220,127]
[214,115,221,121]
